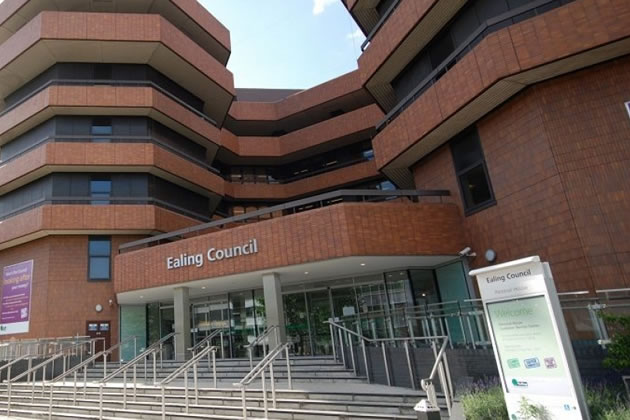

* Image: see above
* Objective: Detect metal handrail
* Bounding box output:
[325,320,453,416]
[158,345,219,420]
[188,329,225,358]
[100,332,176,383]
[119,189,449,251]
[6,339,94,417]
[0,354,35,381]
[245,325,279,369]
[360,0,402,51]
[235,342,292,420]
[94,333,176,418]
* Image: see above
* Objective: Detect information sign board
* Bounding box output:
[470,256,589,419]
[1,260,34,335]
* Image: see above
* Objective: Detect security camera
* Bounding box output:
[458,247,476,257]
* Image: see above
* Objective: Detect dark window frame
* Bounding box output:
[88,236,111,281]
[450,129,496,215]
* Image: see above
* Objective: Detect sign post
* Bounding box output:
[1,260,34,335]
[470,256,589,419]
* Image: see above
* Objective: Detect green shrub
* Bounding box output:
[461,386,508,420]
[600,313,630,370]
[602,407,630,420]
[586,384,627,420]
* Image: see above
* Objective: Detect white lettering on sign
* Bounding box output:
[166,239,258,270]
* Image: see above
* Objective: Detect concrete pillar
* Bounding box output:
[262,273,286,346]
[173,287,191,361]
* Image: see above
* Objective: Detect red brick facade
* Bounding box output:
[413,57,630,292]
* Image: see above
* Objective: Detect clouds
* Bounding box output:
[313,0,337,15]
[346,29,364,41]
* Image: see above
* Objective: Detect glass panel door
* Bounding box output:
[284,292,312,356]
[307,290,333,355]
[229,291,257,358]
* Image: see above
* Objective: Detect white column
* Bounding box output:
[173,287,191,361]
[262,273,286,346]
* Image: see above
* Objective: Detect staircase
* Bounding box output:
[0,356,438,419]
[85,356,365,383]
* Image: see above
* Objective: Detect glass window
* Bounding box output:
[451,129,495,214]
[91,117,112,142]
[90,177,111,205]
[88,236,111,281]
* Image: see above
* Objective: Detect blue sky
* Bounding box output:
[199,0,365,89]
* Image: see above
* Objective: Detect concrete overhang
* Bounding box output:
[0,12,235,125]
[0,0,231,64]
[0,85,223,161]
[116,255,458,304]
[374,0,630,188]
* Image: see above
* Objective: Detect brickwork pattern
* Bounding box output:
[413,57,630,291]
[114,202,467,293]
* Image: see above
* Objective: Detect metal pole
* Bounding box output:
[404,340,415,389]
[329,323,337,361]
[160,343,163,369]
[161,386,166,420]
[194,362,199,405]
[152,351,157,384]
[99,384,104,419]
[381,342,391,386]
[212,350,217,388]
[348,331,356,375]
[123,370,127,409]
[249,347,253,370]
[361,339,370,383]
[73,371,77,405]
[133,364,137,401]
[285,346,292,389]
[220,332,225,359]
[83,366,87,397]
[241,387,248,420]
[48,384,53,420]
[338,329,346,367]
[184,370,189,413]
[262,367,268,418]
[134,336,137,359]
[270,359,277,408]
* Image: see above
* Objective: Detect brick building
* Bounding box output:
[0,0,628,360]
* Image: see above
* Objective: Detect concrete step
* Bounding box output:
[0,399,417,420]
[0,392,418,416]
[3,383,424,405]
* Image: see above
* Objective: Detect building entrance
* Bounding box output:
[86,321,110,359]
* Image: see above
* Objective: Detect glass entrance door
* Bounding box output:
[191,296,230,357]
[283,290,333,356]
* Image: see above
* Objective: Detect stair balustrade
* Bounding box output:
[235,341,292,420]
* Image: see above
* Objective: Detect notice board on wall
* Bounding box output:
[1,260,33,335]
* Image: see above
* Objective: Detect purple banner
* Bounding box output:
[1,260,33,335]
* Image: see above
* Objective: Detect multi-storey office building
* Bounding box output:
[0,0,628,362]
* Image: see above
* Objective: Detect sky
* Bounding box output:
[199,0,365,90]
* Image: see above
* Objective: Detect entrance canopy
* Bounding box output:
[116,255,456,304]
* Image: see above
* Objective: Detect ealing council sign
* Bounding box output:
[470,256,589,419]
[1,260,34,335]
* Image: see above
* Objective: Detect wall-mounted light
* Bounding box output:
[485,249,497,263]
[95,304,103,313]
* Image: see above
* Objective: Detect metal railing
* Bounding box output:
[326,320,453,416]
[376,0,576,132]
[245,326,279,369]
[0,336,92,361]
[96,333,177,418]
[235,342,292,420]
[0,78,217,127]
[158,345,219,420]
[360,0,402,51]
[119,189,450,251]
[5,339,95,417]
[0,134,223,176]
[188,328,225,358]
[0,196,211,224]
[0,354,35,382]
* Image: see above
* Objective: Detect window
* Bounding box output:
[88,236,111,281]
[90,177,111,205]
[451,129,495,214]
[91,117,112,142]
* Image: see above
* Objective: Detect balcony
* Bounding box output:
[115,189,464,293]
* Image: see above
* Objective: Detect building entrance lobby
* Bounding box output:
[118,258,472,361]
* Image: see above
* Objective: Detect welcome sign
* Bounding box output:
[470,257,589,419]
[1,260,34,335]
